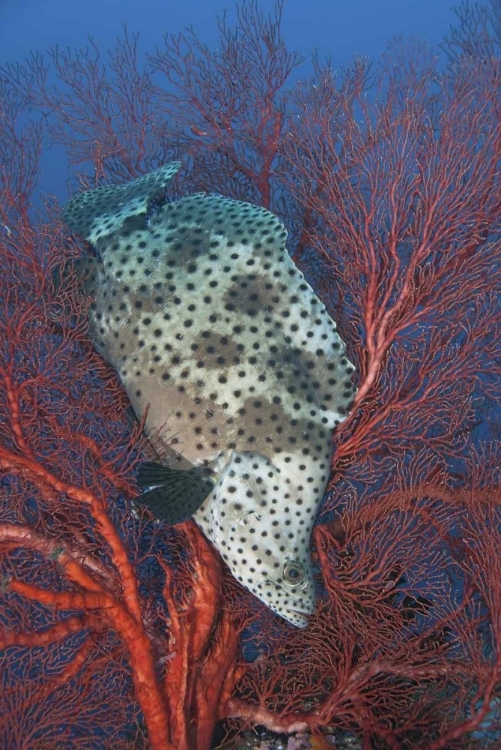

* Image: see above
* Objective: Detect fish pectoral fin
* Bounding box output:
[135,461,215,525]
[135,461,175,486]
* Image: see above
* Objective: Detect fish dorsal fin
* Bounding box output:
[156,192,288,262]
[62,161,182,245]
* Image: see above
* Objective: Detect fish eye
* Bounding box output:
[282,561,305,585]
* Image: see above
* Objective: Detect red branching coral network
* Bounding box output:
[1,1,501,748]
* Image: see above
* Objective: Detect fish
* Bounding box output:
[62,162,357,627]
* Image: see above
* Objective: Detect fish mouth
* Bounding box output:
[288,596,316,616]
[292,608,311,620]
[284,598,315,625]
[283,609,311,628]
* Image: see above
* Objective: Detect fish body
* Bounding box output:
[62,162,356,626]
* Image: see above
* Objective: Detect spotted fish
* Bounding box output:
[62,162,356,627]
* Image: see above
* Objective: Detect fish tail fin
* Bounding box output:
[62,161,182,245]
[135,461,216,525]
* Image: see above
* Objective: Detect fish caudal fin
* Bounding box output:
[62,161,182,245]
[135,461,216,525]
